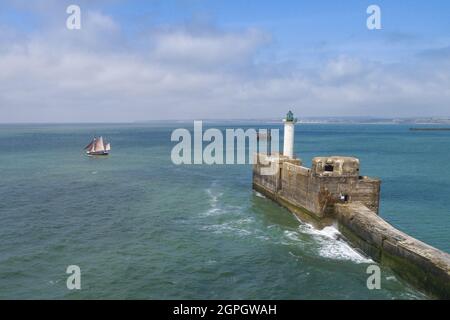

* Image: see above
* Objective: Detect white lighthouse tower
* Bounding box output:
[283,110,297,158]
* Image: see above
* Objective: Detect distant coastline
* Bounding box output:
[2,117,450,126]
[136,117,450,125]
[409,128,450,131]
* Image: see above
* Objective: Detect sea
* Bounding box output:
[0,122,449,299]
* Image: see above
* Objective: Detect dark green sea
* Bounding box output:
[1,123,449,299]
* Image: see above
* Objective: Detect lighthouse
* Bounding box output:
[283,110,297,158]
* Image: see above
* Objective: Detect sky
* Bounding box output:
[0,0,449,122]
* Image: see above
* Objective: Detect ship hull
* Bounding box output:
[86,151,109,156]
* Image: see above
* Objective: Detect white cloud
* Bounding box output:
[151,28,270,67]
[86,11,119,32]
[0,10,449,122]
[320,56,366,82]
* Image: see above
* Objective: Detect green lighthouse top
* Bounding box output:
[285,110,297,123]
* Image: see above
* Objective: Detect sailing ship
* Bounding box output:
[84,136,111,156]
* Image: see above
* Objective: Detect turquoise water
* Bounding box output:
[0,123,449,299]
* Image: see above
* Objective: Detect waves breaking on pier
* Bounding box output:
[199,183,372,264]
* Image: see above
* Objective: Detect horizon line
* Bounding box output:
[1,115,450,125]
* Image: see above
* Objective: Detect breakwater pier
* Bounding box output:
[253,112,450,299]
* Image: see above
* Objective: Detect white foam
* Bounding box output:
[284,230,302,242]
[201,187,225,216]
[202,222,253,236]
[201,184,259,236]
[255,191,266,199]
[202,183,370,264]
[386,276,397,282]
[206,188,223,204]
[294,223,373,264]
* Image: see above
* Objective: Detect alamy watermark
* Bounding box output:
[66,265,81,290]
[367,4,382,30]
[65,4,381,32]
[66,5,81,30]
[366,265,381,290]
[171,121,280,175]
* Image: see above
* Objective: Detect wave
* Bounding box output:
[292,222,373,264]
[254,191,266,199]
[202,182,372,264]
[201,186,225,216]
[200,184,262,237]
[201,218,256,236]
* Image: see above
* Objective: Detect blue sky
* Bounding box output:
[0,0,449,122]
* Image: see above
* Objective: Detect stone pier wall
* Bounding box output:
[335,203,450,299]
[252,153,450,299]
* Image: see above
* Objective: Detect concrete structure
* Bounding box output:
[253,153,380,219]
[283,111,297,158]
[252,113,450,299]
